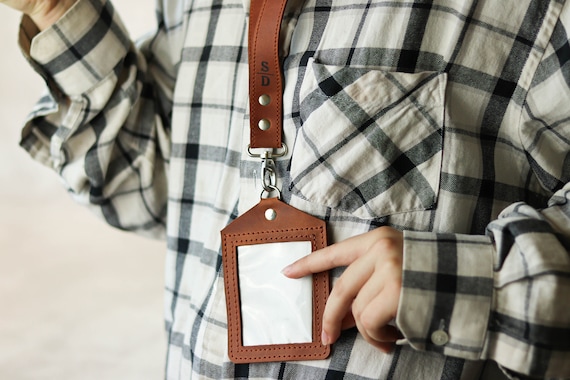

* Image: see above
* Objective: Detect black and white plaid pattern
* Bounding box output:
[292,61,445,219]
[18,0,570,378]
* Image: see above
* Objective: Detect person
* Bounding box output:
[2,0,569,378]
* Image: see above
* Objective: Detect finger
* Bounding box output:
[366,335,397,353]
[354,318,399,353]
[321,254,375,345]
[371,325,401,343]
[283,227,403,278]
[364,328,400,353]
[351,250,402,333]
[350,265,385,324]
[281,243,357,279]
[340,310,356,330]
[349,268,396,348]
[357,285,400,343]
[282,232,380,278]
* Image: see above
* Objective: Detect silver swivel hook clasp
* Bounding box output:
[248,144,288,200]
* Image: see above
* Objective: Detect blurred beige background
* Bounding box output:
[0,1,167,379]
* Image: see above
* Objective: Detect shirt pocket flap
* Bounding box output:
[290,59,447,219]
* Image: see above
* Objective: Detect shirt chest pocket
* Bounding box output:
[289,59,447,219]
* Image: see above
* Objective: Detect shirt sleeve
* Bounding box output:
[396,5,570,379]
[18,0,176,239]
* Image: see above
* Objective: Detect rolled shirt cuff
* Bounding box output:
[396,230,495,361]
[22,0,131,97]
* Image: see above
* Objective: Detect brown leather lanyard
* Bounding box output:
[221,2,331,363]
[248,0,288,150]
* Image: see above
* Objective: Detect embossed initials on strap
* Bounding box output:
[248,0,288,149]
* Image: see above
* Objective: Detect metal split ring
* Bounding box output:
[260,184,282,200]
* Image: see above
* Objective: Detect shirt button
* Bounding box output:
[431,330,449,346]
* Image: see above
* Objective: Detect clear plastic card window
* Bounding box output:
[238,241,313,346]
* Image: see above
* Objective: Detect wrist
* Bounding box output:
[30,0,78,31]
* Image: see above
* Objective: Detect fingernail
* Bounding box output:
[281,265,292,276]
[321,331,330,346]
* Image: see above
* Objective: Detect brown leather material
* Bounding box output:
[248,0,287,149]
[221,0,331,364]
[221,198,331,363]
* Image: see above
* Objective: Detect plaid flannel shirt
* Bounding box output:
[17,0,570,378]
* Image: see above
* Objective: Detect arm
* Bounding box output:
[285,193,569,379]
[16,0,177,239]
[285,5,570,378]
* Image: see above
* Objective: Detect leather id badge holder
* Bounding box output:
[221,198,330,363]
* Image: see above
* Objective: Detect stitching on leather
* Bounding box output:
[223,224,329,361]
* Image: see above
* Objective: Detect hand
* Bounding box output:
[0,0,77,30]
[282,226,404,353]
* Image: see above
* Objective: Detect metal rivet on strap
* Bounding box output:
[258,94,271,106]
[258,119,271,131]
[265,208,277,221]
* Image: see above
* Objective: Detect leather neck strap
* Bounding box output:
[248,0,288,149]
